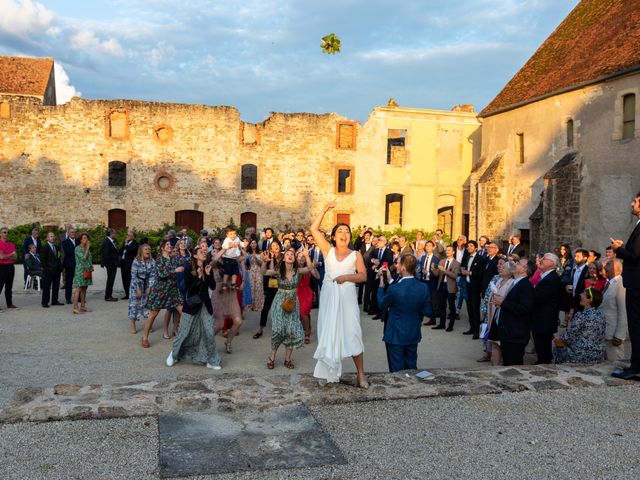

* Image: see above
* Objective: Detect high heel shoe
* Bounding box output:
[225,341,232,354]
[284,359,295,369]
[267,356,275,369]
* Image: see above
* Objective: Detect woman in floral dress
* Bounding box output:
[141,240,184,348]
[246,239,264,311]
[72,233,93,314]
[554,287,607,364]
[262,246,315,369]
[127,244,156,334]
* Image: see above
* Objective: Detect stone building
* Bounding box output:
[0,63,479,234]
[471,0,640,253]
[0,56,56,107]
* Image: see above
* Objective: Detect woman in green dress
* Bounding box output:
[72,233,93,314]
[141,240,184,348]
[261,245,315,369]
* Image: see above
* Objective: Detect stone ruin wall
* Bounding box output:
[0,95,359,231]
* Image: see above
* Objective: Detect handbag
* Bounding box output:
[281,297,295,313]
[268,277,278,289]
[186,293,202,308]
[83,270,92,280]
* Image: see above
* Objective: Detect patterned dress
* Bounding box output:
[128,257,156,321]
[146,255,183,310]
[270,272,304,350]
[554,307,607,364]
[247,255,264,311]
[72,246,93,288]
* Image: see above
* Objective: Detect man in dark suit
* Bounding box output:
[481,242,500,296]
[120,230,139,300]
[420,240,439,325]
[60,227,78,304]
[367,235,394,319]
[101,228,120,301]
[569,248,589,318]
[431,245,460,331]
[494,260,535,366]
[531,253,563,364]
[506,234,526,258]
[611,192,640,380]
[379,254,432,372]
[40,231,63,308]
[354,229,374,305]
[461,240,486,338]
[21,227,42,283]
[362,234,379,313]
[261,227,275,252]
[307,234,325,307]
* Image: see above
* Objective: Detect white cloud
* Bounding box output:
[70,30,124,56]
[360,42,509,64]
[149,41,176,67]
[54,62,81,104]
[0,0,54,38]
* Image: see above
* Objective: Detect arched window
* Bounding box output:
[240,212,257,229]
[241,164,257,190]
[385,193,403,225]
[108,209,126,231]
[623,93,636,139]
[108,161,127,187]
[175,210,203,233]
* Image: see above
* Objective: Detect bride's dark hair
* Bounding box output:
[330,223,351,246]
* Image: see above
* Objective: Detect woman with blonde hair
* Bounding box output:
[127,244,156,334]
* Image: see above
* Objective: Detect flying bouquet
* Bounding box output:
[321,33,341,54]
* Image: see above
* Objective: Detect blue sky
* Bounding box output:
[0,0,579,122]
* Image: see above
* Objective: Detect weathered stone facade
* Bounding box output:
[0,93,479,234]
[472,74,640,251]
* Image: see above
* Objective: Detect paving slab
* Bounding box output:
[158,405,346,478]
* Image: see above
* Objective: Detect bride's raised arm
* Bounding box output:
[309,200,336,258]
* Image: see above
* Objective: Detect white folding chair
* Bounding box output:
[24,275,41,291]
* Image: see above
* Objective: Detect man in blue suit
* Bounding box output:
[307,234,324,307]
[379,254,432,372]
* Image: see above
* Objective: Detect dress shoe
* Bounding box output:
[105,297,118,302]
[472,334,480,340]
[66,300,72,305]
[423,319,436,326]
[372,315,381,320]
[611,368,640,380]
[52,301,64,306]
[7,304,18,309]
[445,326,453,332]
[455,313,460,320]
[432,325,445,330]
[462,329,474,335]
[122,296,129,300]
[42,304,49,308]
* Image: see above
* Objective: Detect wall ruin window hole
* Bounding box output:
[387,129,407,165]
[385,193,404,225]
[623,93,636,140]
[108,161,127,187]
[241,164,258,190]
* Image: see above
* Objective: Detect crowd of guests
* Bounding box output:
[1,191,638,380]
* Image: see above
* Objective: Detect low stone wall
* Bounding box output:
[1,364,635,424]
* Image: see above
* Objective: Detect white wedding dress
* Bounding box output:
[313,247,364,382]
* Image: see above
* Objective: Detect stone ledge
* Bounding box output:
[1,364,636,424]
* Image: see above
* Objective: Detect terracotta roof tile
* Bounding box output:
[480,0,640,117]
[0,56,54,98]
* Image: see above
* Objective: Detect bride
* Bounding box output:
[310,200,368,388]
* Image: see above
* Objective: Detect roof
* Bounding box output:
[544,152,579,179]
[0,56,54,98]
[480,0,640,117]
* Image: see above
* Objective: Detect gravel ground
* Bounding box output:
[0,265,499,409]
[2,386,639,479]
[0,417,159,480]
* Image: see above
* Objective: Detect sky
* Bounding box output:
[0,0,580,123]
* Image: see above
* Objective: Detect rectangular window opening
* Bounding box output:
[337,168,353,194]
[387,129,407,165]
[516,133,524,164]
[623,94,636,140]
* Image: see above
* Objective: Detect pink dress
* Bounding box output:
[211,269,241,321]
[297,273,313,316]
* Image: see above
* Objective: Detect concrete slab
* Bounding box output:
[158,405,346,478]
